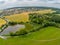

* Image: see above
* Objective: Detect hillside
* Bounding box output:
[0,7,60,45]
[0,27,60,45]
[4,9,55,23]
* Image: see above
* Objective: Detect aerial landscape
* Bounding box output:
[0,0,60,45]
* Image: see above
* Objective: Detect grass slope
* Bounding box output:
[0,26,60,45]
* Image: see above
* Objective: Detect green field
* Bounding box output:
[0,26,60,45]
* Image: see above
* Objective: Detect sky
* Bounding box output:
[0,0,60,9]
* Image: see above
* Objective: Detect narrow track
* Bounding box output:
[0,16,9,33]
[25,38,60,42]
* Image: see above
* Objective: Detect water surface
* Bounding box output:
[0,24,25,35]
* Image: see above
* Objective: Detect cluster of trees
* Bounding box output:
[29,13,60,27]
[29,13,44,24]
[8,22,24,26]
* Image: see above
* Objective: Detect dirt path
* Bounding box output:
[0,36,8,39]
[27,38,60,42]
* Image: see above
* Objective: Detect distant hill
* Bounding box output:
[0,7,60,16]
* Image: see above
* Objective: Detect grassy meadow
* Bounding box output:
[0,27,60,45]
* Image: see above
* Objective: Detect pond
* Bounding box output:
[0,24,25,35]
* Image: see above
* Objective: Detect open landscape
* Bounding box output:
[0,7,60,45]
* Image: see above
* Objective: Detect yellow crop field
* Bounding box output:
[0,18,6,27]
[5,13,29,23]
[29,9,56,14]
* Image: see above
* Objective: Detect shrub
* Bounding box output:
[15,29,28,36]
[55,23,60,28]
[9,22,17,25]
[10,32,16,36]
[51,15,60,23]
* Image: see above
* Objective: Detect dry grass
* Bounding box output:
[5,13,29,23]
[0,18,6,27]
